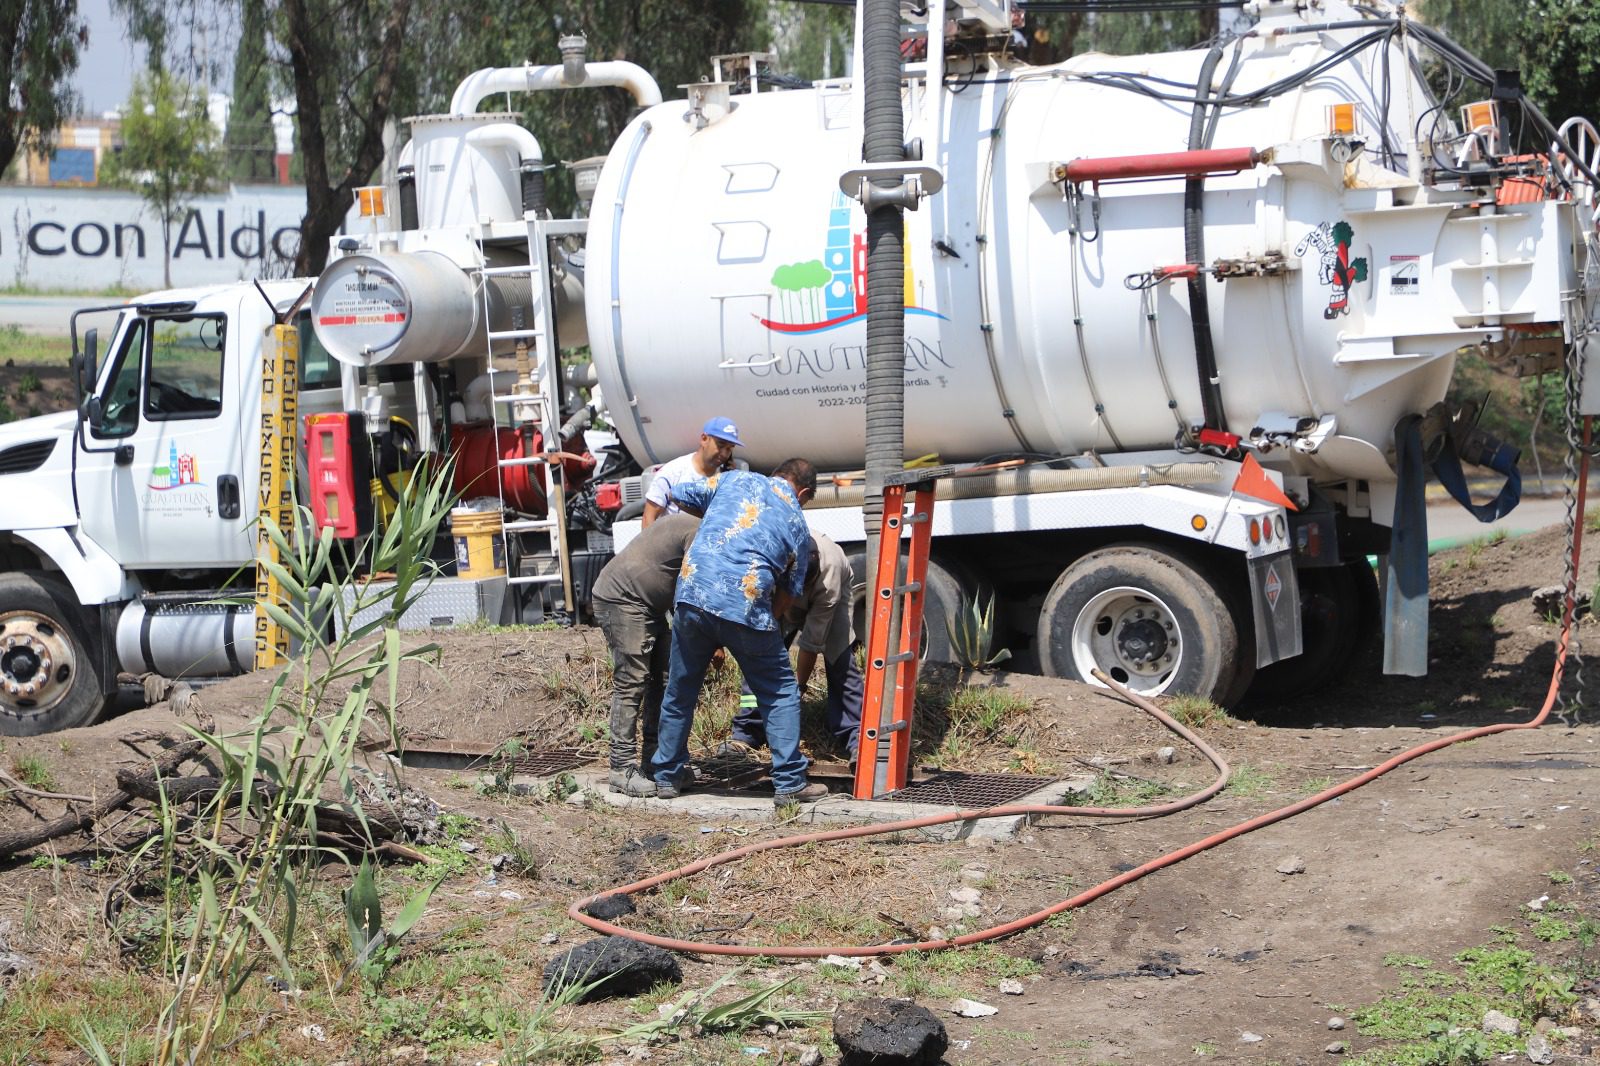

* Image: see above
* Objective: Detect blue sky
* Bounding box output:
[76,0,237,115]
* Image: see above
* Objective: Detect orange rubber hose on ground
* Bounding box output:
[570,426,1590,958]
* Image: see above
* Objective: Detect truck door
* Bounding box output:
[76,308,250,571]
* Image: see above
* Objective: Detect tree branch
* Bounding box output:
[0,740,204,860]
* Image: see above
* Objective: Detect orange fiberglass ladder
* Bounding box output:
[851,466,950,800]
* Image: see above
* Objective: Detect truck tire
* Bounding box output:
[1038,545,1245,705]
[0,573,111,736]
[843,547,968,664]
[1245,561,1379,704]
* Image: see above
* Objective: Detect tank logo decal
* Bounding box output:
[756,192,948,335]
[1294,220,1369,319]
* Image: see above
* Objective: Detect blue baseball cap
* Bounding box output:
[702,416,743,447]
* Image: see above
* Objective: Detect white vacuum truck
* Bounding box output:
[3,0,1598,735]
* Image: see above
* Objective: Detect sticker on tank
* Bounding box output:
[1294,220,1371,319]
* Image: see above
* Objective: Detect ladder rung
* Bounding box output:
[482,265,535,278]
[885,650,917,665]
[889,581,923,596]
[879,720,910,733]
[487,329,542,342]
[494,393,543,404]
[904,513,932,524]
[499,455,549,467]
[503,518,557,532]
[508,573,565,586]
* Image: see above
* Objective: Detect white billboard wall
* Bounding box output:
[0,185,360,292]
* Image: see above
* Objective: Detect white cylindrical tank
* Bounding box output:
[406,113,537,229]
[583,21,1576,483]
[312,250,483,365]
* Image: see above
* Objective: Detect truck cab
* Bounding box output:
[0,281,421,735]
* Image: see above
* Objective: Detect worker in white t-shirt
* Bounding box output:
[640,416,743,527]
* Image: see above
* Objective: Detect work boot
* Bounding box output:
[609,767,657,798]
[773,782,829,807]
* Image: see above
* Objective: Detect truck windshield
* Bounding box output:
[89,318,146,439]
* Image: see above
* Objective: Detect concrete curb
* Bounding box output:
[572,770,1096,842]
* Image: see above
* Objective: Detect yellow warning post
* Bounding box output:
[254,322,299,669]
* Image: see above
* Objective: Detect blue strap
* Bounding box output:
[1431,432,1522,523]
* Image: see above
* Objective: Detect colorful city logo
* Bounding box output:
[758,191,949,335]
[149,441,204,491]
[1294,219,1369,320]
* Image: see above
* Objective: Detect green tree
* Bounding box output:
[223,0,276,184]
[0,0,88,179]
[1419,0,1600,127]
[282,0,413,274]
[770,1,852,81]
[100,69,222,287]
[408,0,765,216]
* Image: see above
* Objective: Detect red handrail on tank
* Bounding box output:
[1058,147,1263,184]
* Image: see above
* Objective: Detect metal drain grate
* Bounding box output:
[398,740,595,776]
[507,747,594,776]
[885,772,1056,807]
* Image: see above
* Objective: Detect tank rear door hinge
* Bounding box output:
[1211,252,1290,279]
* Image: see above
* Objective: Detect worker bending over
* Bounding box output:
[729,532,861,761]
[640,416,742,526]
[651,459,829,806]
[590,514,701,797]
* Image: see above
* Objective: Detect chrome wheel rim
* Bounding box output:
[0,610,77,717]
[1069,585,1182,695]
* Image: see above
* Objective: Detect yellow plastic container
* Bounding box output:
[452,508,506,578]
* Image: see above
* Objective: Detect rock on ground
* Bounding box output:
[581,893,638,920]
[541,936,682,1003]
[833,998,949,1066]
[1482,1008,1520,1036]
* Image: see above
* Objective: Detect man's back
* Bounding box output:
[672,470,810,632]
[592,514,701,615]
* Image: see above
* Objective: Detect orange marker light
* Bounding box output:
[356,186,387,218]
[1327,102,1358,136]
[1191,514,1208,532]
[1249,518,1262,545]
[1461,100,1498,132]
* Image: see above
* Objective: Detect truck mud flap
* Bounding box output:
[1248,549,1301,668]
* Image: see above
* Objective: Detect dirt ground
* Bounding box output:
[3,523,1600,1065]
[0,360,73,423]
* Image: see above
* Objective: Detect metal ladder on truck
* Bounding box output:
[476,216,589,619]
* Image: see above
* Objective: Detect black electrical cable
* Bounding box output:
[1184,42,1232,435]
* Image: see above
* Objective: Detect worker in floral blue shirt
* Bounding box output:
[650,458,829,806]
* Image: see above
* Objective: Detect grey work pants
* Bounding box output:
[593,597,669,773]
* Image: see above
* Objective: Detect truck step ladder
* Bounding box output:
[477,215,578,616]
[852,468,947,800]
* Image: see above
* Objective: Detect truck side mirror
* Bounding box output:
[75,329,97,395]
[85,395,103,427]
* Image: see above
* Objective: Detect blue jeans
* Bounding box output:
[653,603,811,795]
[734,643,862,755]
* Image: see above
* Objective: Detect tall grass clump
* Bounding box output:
[141,463,456,1065]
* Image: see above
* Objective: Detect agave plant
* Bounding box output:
[947,590,1012,671]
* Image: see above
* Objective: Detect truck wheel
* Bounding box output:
[0,573,110,736]
[1246,561,1378,704]
[1038,545,1245,705]
[843,547,968,664]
